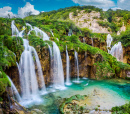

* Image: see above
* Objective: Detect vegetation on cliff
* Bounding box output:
[26,21,130,80]
[0,5,130,99]
[0,18,24,99]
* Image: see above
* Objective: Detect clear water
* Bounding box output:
[27,78,130,114]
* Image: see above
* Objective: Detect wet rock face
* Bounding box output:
[5,37,129,88]
[123,46,130,65]
[5,66,21,93]
[79,36,107,52]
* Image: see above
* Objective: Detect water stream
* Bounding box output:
[26,23,65,90]
[7,76,21,102]
[106,34,113,53]
[74,51,80,83]
[52,42,65,89]
[91,38,94,47]
[65,45,71,85]
[11,21,46,105]
[106,34,123,62]
[110,42,123,62]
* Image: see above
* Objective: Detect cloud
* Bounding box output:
[18,2,40,18]
[72,0,115,10]
[0,6,15,18]
[112,7,122,11]
[117,0,130,10]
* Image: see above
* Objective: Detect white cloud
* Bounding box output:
[119,0,124,3]
[18,2,40,18]
[112,7,122,11]
[72,0,115,10]
[0,6,15,18]
[117,0,130,10]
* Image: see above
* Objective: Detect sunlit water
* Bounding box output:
[26,78,130,114]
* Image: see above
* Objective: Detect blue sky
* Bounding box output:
[0,0,129,18]
[0,0,78,14]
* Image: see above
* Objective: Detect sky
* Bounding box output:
[0,0,129,18]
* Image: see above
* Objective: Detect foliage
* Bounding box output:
[98,21,119,32]
[25,6,102,21]
[2,35,24,61]
[60,94,87,114]
[112,28,130,47]
[111,102,130,114]
[28,32,47,50]
[0,18,12,35]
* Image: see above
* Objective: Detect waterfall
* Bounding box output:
[31,47,46,92]
[91,38,94,47]
[11,21,46,105]
[52,42,65,89]
[74,51,80,82]
[7,76,21,102]
[83,37,85,43]
[26,22,65,90]
[26,23,50,41]
[11,20,19,37]
[47,44,53,84]
[65,46,71,85]
[19,26,25,38]
[11,21,25,37]
[26,23,33,35]
[106,34,123,62]
[34,27,50,40]
[106,34,113,53]
[50,30,54,37]
[110,42,123,62]
[83,38,87,58]
[68,29,73,36]
[19,39,39,100]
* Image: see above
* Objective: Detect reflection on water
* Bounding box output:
[27,78,130,114]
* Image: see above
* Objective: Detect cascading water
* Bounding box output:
[68,29,73,36]
[74,51,80,82]
[91,38,94,47]
[83,38,87,58]
[11,21,25,37]
[31,47,46,92]
[11,20,19,37]
[110,42,123,62]
[50,30,54,37]
[26,23,33,35]
[52,42,65,89]
[34,27,49,40]
[26,23,50,41]
[27,22,65,90]
[83,37,85,43]
[65,45,71,85]
[106,34,113,53]
[106,34,123,62]
[7,76,21,102]
[27,23,65,89]
[47,45,53,83]
[11,21,46,105]
[19,39,39,100]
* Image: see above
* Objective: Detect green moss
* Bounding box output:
[0,69,11,96]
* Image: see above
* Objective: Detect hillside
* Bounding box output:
[25,6,130,34]
[0,5,130,114]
